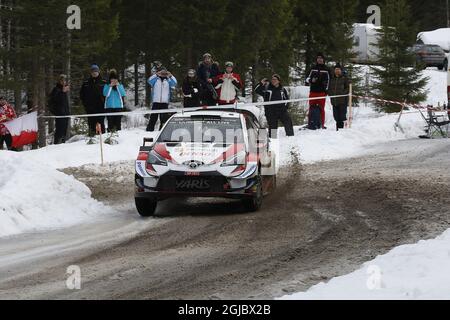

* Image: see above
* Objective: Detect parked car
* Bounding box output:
[411,44,448,70]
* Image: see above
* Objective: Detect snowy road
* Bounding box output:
[0,138,449,299]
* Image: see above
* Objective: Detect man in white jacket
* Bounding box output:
[147,68,178,132]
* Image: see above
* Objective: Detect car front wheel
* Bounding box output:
[243,175,264,212]
[135,197,157,217]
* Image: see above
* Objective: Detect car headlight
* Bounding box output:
[221,151,247,167]
[148,150,168,166]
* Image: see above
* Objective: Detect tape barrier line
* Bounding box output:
[39,94,351,120]
[355,95,445,111]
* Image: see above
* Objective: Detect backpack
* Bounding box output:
[308,104,322,130]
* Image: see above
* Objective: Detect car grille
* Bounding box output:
[157,176,228,193]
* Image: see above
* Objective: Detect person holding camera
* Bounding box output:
[305,53,331,129]
[103,69,126,133]
[255,74,294,138]
[147,68,177,132]
[49,75,71,144]
[214,61,242,105]
[0,96,17,150]
[182,69,203,108]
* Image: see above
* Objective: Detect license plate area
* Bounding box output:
[175,177,211,192]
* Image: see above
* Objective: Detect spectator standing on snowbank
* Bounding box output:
[328,63,350,131]
[182,69,203,108]
[197,53,220,106]
[305,53,331,129]
[255,74,294,138]
[80,64,107,136]
[103,69,126,132]
[49,75,70,144]
[147,68,177,132]
[215,61,243,105]
[0,96,17,150]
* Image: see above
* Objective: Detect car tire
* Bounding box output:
[135,197,157,217]
[243,174,263,212]
[438,64,444,70]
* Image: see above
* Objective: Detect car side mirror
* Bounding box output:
[143,137,154,146]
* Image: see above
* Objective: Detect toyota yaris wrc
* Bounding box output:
[134,108,277,216]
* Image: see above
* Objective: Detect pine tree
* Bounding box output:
[371,0,428,113]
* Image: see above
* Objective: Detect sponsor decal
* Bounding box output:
[136,161,148,177]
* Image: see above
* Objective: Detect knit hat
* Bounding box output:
[334,63,343,70]
[203,53,212,59]
[108,69,118,80]
[91,64,100,72]
[225,61,234,68]
[272,74,281,81]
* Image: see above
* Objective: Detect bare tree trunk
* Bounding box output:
[134,59,139,107]
[145,60,151,107]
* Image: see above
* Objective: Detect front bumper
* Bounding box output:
[135,171,259,200]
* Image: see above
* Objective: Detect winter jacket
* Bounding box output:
[182,77,203,108]
[305,64,331,93]
[255,83,290,111]
[214,73,243,104]
[148,75,177,104]
[49,84,70,116]
[197,62,220,87]
[328,74,350,106]
[103,83,126,109]
[80,76,107,114]
[0,103,17,136]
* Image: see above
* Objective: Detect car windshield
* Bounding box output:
[158,116,244,144]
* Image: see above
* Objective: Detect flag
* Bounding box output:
[3,112,38,148]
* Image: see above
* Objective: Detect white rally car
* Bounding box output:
[135,108,277,216]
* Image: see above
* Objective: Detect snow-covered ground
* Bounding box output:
[280,229,450,300]
[0,152,116,238]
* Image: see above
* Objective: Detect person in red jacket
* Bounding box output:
[0,96,17,150]
[215,61,243,105]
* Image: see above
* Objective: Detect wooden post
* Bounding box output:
[96,123,104,166]
[348,83,353,128]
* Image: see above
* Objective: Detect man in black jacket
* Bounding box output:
[328,64,350,131]
[197,53,220,106]
[49,75,70,144]
[182,69,203,108]
[80,64,106,136]
[305,53,331,129]
[255,74,294,138]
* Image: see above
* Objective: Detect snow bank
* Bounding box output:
[277,104,424,165]
[27,129,158,169]
[280,229,450,300]
[418,28,450,52]
[0,152,114,238]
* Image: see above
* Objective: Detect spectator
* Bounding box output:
[80,64,107,136]
[255,74,294,138]
[305,53,331,129]
[182,69,203,108]
[147,68,177,132]
[103,69,126,132]
[49,75,70,144]
[215,61,243,105]
[328,63,350,131]
[197,53,220,106]
[0,96,17,150]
